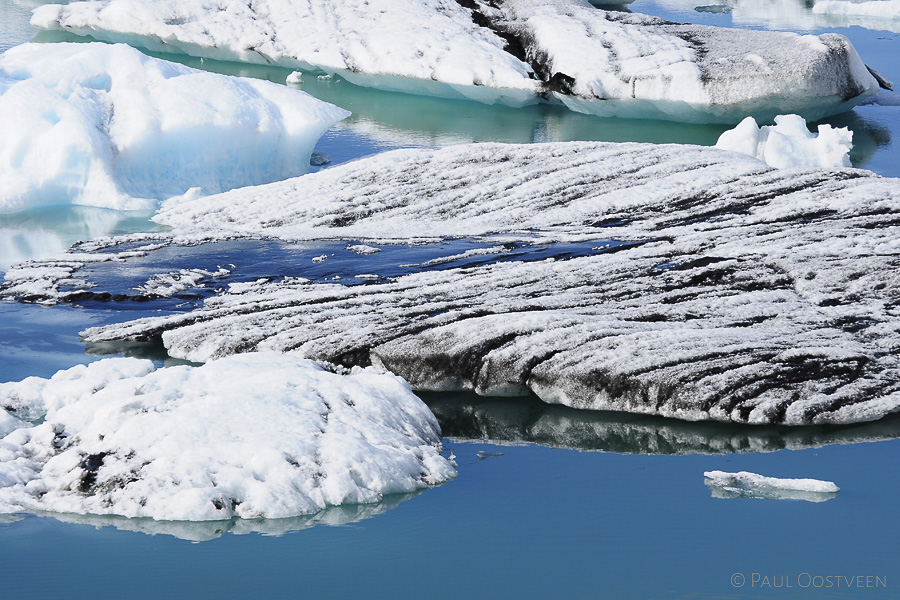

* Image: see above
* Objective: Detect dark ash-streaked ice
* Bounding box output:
[5,141,900,426]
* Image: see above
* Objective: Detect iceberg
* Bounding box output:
[0,353,456,521]
[0,42,349,214]
[703,470,840,501]
[814,0,900,20]
[9,141,900,425]
[715,114,853,169]
[31,0,882,123]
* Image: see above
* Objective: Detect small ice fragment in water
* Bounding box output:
[310,152,331,166]
[286,70,302,84]
[476,451,504,461]
[347,244,380,255]
[704,470,839,502]
[354,274,379,280]
[312,254,328,263]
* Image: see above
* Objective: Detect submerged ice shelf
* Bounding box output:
[31,0,883,123]
[0,42,349,213]
[7,141,900,426]
[0,353,456,521]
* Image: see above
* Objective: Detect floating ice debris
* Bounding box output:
[0,42,349,214]
[286,70,303,85]
[134,268,230,298]
[310,152,331,167]
[347,245,381,255]
[704,470,840,502]
[312,254,328,263]
[0,354,456,521]
[9,141,900,425]
[715,114,853,169]
[31,0,882,123]
[476,451,504,461]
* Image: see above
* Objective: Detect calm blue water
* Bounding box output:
[1,1,899,598]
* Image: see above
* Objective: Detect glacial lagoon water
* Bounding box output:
[1,0,900,598]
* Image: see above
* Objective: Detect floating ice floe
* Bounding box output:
[31,0,884,123]
[715,114,853,169]
[0,353,456,521]
[7,141,900,425]
[704,470,840,502]
[0,42,349,214]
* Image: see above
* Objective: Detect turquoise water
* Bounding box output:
[2,1,900,598]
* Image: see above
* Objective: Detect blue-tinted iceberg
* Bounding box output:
[31,0,882,123]
[0,353,455,521]
[0,42,349,213]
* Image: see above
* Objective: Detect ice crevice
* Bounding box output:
[6,141,900,426]
[30,0,886,123]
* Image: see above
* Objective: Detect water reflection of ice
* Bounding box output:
[9,492,422,542]
[425,393,900,455]
[0,205,157,269]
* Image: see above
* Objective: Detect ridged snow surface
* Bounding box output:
[0,353,455,521]
[704,470,840,501]
[31,0,880,122]
[6,141,900,426]
[0,42,349,213]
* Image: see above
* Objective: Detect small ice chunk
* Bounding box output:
[704,470,840,502]
[347,244,380,255]
[286,70,303,84]
[312,254,328,263]
[310,152,331,166]
[0,354,455,521]
[715,114,853,169]
[354,274,379,280]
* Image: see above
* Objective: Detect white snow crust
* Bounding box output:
[715,114,853,169]
[0,42,349,214]
[704,470,840,501]
[0,353,455,521]
[30,0,880,123]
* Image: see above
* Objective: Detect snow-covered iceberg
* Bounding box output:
[704,470,840,501]
[9,141,900,425]
[715,114,853,169]
[0,42,349,213]
[0,353,456,521]
[31,0,882,123]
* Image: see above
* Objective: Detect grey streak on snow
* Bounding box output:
[6,141,900,425]
[30,0,882,123]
